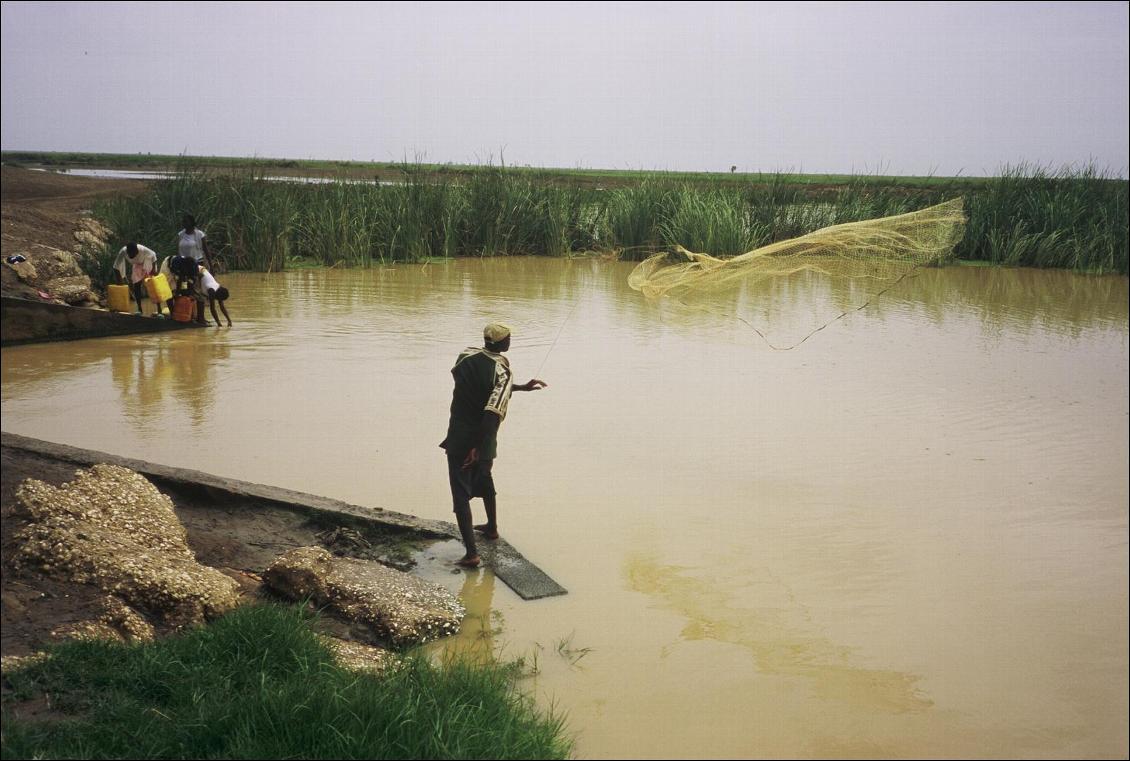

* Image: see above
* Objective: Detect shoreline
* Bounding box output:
[2,150,1011,189]
[1,431,565,659]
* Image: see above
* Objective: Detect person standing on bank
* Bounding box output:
[175,214,213,325]
[441,323,547,568]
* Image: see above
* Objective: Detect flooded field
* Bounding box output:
[2,258,1127,758]
[46,167,399,185]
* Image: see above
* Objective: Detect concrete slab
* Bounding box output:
[1,432,567,601]
[2,296,202,346]
[478,537,568,600]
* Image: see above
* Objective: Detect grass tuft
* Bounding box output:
[1,603,572,760]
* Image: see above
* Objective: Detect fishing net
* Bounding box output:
[628,198,967,299]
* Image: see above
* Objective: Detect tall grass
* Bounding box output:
[92,162,1128,275]
[602,180,672,258]
[658,187,766,256]
[961,164,1128,272]
[0,603,572,760]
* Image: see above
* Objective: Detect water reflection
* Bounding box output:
[626,552,932,714]
[653,262,1128,348]
[429,570,499,665]
[892,266,1129,339]
[109,338,232,430]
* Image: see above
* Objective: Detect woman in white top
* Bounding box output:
[176,214,213,268]
[112,242,158,315]
[175,214,213,324]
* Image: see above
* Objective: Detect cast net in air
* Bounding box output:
[627,198,967,348]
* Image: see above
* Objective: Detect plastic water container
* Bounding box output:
[107,284,132,312]
[145,273,173,303]
[171,296,196,323]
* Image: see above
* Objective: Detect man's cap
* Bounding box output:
[484,322,511,343]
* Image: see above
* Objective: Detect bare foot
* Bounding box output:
[473,524,499,540]
[455,554,481,568]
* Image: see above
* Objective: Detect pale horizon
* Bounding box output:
[2,1,1127,178]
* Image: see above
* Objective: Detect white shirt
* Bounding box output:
[113,245,158,283]
[176,229,207,262]
[199,268,221,294]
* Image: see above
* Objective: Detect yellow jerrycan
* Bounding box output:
[145,273,173,303]
[107,284,132,312]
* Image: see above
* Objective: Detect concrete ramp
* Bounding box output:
[1,432,567,602]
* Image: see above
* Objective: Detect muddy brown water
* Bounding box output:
[2,258,1127,758]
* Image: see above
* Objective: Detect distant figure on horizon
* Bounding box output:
[112,242,157,315]
[440,323,547,569]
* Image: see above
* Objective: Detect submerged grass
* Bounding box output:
[91,161,1127,275]
[0,603,572,760]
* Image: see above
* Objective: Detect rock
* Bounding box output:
[25,244,85,283]
[73,218,111,253]
[0,591,28,618]
[263,546,463,647]
[5,244,97,304]
[50,619,125,643]
[49,595,156,644]
[322,636,400,674]
[3,258,38,282]
[11,464,242,629]
[0,652,49,674]
[43,275,95,305]
[1,263,63,301]
[101,595,157,641]
[315,525,372,555]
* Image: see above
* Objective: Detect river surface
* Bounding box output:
[44,167,398,185]
[2,258,1127,758]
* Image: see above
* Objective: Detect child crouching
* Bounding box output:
[199,266,233,327]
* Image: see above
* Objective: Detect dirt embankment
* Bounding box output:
[1,166,148,303]
[2,166,146,252]
[0,444,435,660]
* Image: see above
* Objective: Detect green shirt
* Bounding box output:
[441,347,513,460]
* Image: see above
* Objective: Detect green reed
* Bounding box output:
[658,187,766,256]
[602,180,673,258]
[92,161,1127,275]
[961,163,1128,272]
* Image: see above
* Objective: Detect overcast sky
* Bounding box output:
[2,1,1127,176]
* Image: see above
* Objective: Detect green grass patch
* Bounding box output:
[1,603,572,760]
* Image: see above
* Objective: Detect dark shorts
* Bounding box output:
[447,453,496,501]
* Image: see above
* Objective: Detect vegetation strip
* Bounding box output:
[1,603,572,760]
[60,158,1124,285]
